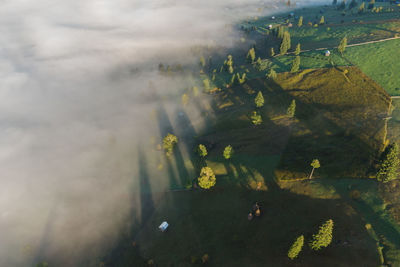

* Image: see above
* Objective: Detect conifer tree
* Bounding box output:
[319,16,325,25]
[298,16,303,27]
[288,235,304,260]
[198,167,216,189]
[295,43,301,56]
[223,145,234,159]
[203,79,210,92]
[250,111,262,125]
[247,47,256,63]
[287,99,296,117]
[377,143,400,183]
[358,2,365,13]
[338,37,347,54]
[291,56,300,73]
[270,47,275,57]
[255,91,264,108]
[200,56,206,67]
[278,26,285,39]
[280,31,291,55]
[227,55,234,73]
[267,69,277,80]
[309,219,334,250]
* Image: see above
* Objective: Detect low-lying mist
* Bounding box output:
[0,0,328,266]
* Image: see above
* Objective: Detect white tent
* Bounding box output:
[159,221,169,232]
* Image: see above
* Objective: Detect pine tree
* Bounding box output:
[203,79,210,92]
[198,167,216,189]
[291,56,300,73]
[358,2,365,13]
[309,219,334,250]
[288,235,304,260]
[295,43,301,56]
[319,16,325,25]
[230,74,236,85]
[298,16,303,27]
[247,47,256,63]
[287,99,296,117]
[250,111,262,125]
[338,37,347,54]
[267,69,277,80]
[270,47,275,57]
[309,159,320,179]
[227,55,234,73]
[163,133,178,156]
[200,56,206,67]
[223,145,234,159]
[198,144,208,157]
[280,31,291,55]
[255,91,264,108]
[278,26,285,39]
[182,93,189,106]
[377,143,400,183]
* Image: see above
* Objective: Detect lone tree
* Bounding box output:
[280,31,291,55]
[198,144,208,157]
[377,143,400,183]
[198,167,216,189]
[270,47,275,57]
[255,91,265,108]
[338,37,347,54]
[182,93,189,106]
[247,47,256,63]
[203,79,210,92]
[227,55,234,74]
[298,16,303,27]
[163,133,178,156]
[319,16,325,25]
[295,43,301,56]
[309,219,334,250]
[291,56,300,73]
[287,99,296,117]
[223,145,234,159]
[250,111,262,125]
[358,2,365,13]
[288,235,304,260]
[309,159,320,179]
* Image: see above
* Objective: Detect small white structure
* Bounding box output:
[159,221,169,232]
[268,24,273,29]
[325,50,331,57]
[271,16,275,20]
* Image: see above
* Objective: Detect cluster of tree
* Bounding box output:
[158,63,183,74]
[377,143,399,183]
[163,133,178,156]
[288,219,334,260]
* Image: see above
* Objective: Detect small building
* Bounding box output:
[325,50,331,57]
[159,221,169,232]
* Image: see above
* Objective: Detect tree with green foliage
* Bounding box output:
[203,79,210,92]
[267,69,277,80]
[291,56,300,73]
[358,2,365,13]
[298,16,303,27]
[223,145,234,159]
[250,111,262,125]
[280,31,291,55]
[287,99,296,117]
[182,93,189,106]
[236,73,246,84]
[295,43,301,56]
[288,235,304,260]
[309,219,334,250]
[226,55,234,74]
[368,0,375,9]
[200,56,206,68]
[163,133,178,156]
[255,91,264,108]
[198,144,208,157]
[338,37,347,54]
[277,26,285,39]
[247,47,256,63]
[270,47,275,57]
[377,143,399,183]
[198,167,216,189]
[319,16,325,25]
[309,159,320,179]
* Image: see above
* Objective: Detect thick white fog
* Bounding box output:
[0,0,328,266]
